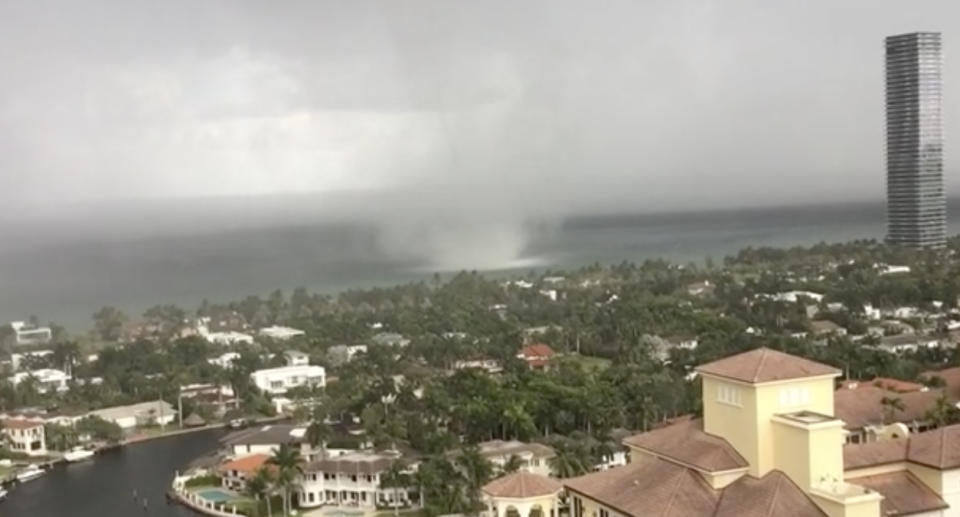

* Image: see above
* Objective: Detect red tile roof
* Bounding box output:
[851,471,947,516]
[844,424,960,470]
[218,454,270,475]
[565,458,719,517]
[519,344,554,359]
[482,471,562,498]
[565,460,826,517]
[0,418,43,430]
[695,348,839,383]
[834,385,941,430]
[714,471,827,517]
[623,418,747,472]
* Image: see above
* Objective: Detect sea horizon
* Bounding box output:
[3,197,959,331]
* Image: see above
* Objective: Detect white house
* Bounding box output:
[476,440,556,477]
[9,321,52,346]
[298,451,416,510]
[259,325,306,340]
[10,368,71,393]
[283,350,309,367]
[207,352,241,369]
[1,418,47,456]
[10,349,54,371]
[225,424,309,457]
[204,331,254,346]
[88,400,176,429]
[251,365,326,395]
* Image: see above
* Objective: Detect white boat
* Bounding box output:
[0,488,7,500]
[63,447,95,463]
[16,465,45,483]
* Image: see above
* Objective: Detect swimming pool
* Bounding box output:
[197,488,239,503]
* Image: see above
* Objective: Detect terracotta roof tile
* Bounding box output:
[564,458,719,517]
[519,344,554,358]
[844,424,960,470]
[843,439,908,470]
[906,425,960,469]
[0,418,43,430]
[851,471,947,516]
[622,418,747,472]
[834,385,941,430]
[482,471,562,498]
[218,453,270,475]
[714,471,827,517]
[922,366,960,400]
[696,347,839,383]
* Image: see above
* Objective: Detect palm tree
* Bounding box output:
[267,443,304,516]
[380,460,411,517]
[455,446,493,511]
[549,447,587,479]
[305,420,331,461]
[501,454,524,474]
[881,396,906,424]
[247,467,275,517]
[925,394,960,427]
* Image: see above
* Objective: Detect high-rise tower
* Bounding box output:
[885,32,945,248]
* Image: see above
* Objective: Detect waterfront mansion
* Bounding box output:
[484,347,960,517]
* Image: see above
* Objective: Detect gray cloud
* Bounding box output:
[1,1,959,232]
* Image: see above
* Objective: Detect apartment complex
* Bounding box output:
[298,451,415,509]
[885,32,946,248]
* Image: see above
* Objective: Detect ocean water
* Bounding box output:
[1,199,956,330]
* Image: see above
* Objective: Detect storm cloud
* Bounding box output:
[2,0,960,269]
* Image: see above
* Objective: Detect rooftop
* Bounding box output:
[225,424,308,446]
[695,347,839,384]
[218,453,271,475]
[851,471,947,517]
[305,451,399,474]
[713,471,827,517]
[622,418,747,472]
[477,440,556,459]
[0,418,43,430]
[482,471,562,498]
[834,385,941,430]
[844,423,960,470]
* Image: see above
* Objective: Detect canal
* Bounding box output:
[3,429,226,517]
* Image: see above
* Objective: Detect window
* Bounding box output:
[778,387,811,408]
[600,509,609,517]
[717,384,742,406]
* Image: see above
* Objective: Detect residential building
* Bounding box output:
[477,440,556,477]
[878,333,940,354]
[298,451,415,509]
[517,344,555,371]
[203,331,254,346]
[687,280,714,296]
[224,424,310,457]
[283,350,310,367]
[9,368,71,393]
[9,321,52,345]
[483,471,563,517]
[207,352,241,369]
[1,418,47,456]
[327,345,368,364]
[259,325,306,340]
[810,320,847,337]
[834,380,941,444]
[219,453,272,491]
[250,365,325,395]
[88,400,176,430]
[10,349,54,371]
[453,359,503,375]
[844,425,960,516]
[561,347,884,517]
[885,32,946,248]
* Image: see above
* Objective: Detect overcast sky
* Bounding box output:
[2,0,959,217]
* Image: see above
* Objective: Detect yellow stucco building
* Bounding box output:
[489,347,960,517]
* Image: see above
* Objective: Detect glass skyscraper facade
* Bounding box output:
[885,32,945,248]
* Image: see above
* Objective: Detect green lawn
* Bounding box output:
[374,509,426,517]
